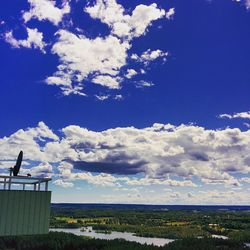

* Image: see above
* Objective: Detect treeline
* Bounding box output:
[51,207,250,229]
[91,224,208,239]
[0,232,248,250]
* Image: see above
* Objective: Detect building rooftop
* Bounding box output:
[0,175,51,191]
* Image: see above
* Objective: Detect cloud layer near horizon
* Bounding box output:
[0,122,249,191]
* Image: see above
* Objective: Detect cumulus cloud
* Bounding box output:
[135,80,154,88]
[3,0,172,98]
[125,69,137,79]
[45,0,171,96]
[5,28,46,53]
[25,162,53,178]
[0,121,58,162]
[166,8,175,19]
[53,179,74,188]
[85,0,170,40]
[219,111,250,119]
[0,122,249,189]
[131,49,168,65]
[23,0,70,25]
[0,160,30,170]
[92,75,121,89]
[46,30,129,95]
[72,160,147,175]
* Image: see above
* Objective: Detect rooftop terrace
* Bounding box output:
[0,175,51,191]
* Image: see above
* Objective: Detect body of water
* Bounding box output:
[50,227,240,247]
[211,235,228,240]
[50,227,174,247]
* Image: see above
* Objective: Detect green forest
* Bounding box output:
[50,207,250,241]
[0,231,248,250]
[1,207,250,249]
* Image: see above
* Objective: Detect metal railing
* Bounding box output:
[0,175,51,191]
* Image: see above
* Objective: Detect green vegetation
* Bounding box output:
[0,208,250,249]
[0,232,248,250]
[50,207,250,241]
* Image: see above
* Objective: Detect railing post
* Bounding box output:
[38,180,41,191]
[45,181,48,191]
[34,184,36,191]
[23,184,25,190]
[8,177,11,190]
[3,178,6,190]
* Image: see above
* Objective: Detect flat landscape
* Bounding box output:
[1,204,250,250]
[48,204,250,249]
[50,204,250,240]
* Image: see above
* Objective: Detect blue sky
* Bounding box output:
[0,0,250,204]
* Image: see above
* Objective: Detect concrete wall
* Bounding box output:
[0,190,51,236]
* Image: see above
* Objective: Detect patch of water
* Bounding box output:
[50,227,174,247]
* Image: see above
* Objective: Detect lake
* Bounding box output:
[50,227,233,247]
[50,226,174,247]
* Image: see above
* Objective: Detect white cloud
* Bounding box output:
[241,177,250,183]
[0,121,58,163]
[4,0,172,97]
[141,49,168,61]
[0,160,29,170]
[132,49,168,65]
[1,122,249,190]
[46,31,166,95]
[5,28,46,53]
[85,0,170,40]
[101,188,250,205]
[92,75,121,89]
[57,123,250,187]
[23,162,53,177]
[95,94,110,101]
[125,69,137,79]
[58,165,122,187]
[219,111,250,119]
[124,177,197,187]
[45,1,171,96]
[46,30,129,95]
[114,94,123,100]
[184,189,250,205]
[53,179,74,188]
[136,80,154,88]
[23,0,70,25]
[166,8,175,19]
